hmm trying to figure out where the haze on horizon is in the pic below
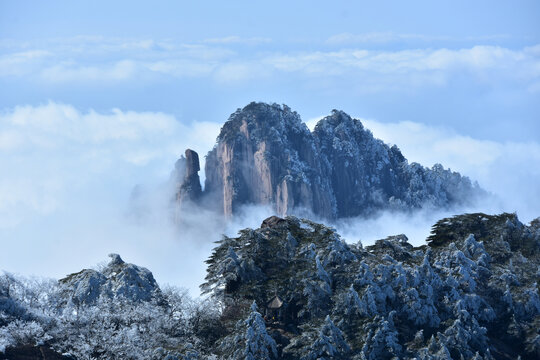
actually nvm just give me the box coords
[0,0,539,295]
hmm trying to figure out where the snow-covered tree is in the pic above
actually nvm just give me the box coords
[334,285,366,322]
[284,316,350,360]
[300,256,333,319]
[219,302,277,360]
[303,316,350,360]
[243,302,277,360]
[360,311,402,360]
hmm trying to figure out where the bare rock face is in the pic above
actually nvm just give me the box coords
[204,102,335,218]
[174,102,483,219]
[173,149,202,210]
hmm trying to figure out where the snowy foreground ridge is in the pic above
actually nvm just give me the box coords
[1,213,540,359]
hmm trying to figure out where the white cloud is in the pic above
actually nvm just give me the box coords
[266,45,538,76]
[258,45,540,93]
[2,102,179,145]
[1,36,538,91]
[147,59,215,77]
[326,32,511,45]
[0,102,221,226]
[0,50,52,76]
[326,32,401,44]
[41,60,138,82]
[203,36,272,45]
[213,61,272,84]
[0,130,23,150]
[35,36,173,55]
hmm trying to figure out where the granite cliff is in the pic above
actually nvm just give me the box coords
[204,103,335,218]
[173,149,203,209]
[173,102,482,218]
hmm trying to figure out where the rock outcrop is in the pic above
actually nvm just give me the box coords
[313,109,480,217]
[58,253,162,305]
[175,102,483,219]
[313,110,408,218]
[0,345,76,360]
[204,103,334,218]
[173,149,202,210]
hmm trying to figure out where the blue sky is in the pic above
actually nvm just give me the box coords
[0,1,539,293]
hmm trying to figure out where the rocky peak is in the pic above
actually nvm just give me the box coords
[217,102,306,143]
[59,254,162,305]
[204,102,334,218]
[316,109,362,130]
[107,253,124,266]
[183,149,201,176]
[173,149,202,216]
[174,102,483,220]
[261,215,287,229]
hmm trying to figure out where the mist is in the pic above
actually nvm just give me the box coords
[1,103,538,297]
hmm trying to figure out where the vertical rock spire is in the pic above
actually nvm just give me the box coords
[173,149,202,219]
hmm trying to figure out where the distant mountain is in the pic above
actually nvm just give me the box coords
[173,102,483,219]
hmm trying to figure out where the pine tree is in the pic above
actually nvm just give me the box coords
[360,311,402,360]
[335,285,365,319]
[417,335,452,360]
[301,256,333,319]
[333,285,367,339]
[302,316,350,360]
[243,302,277,360]
[355,261,374,287]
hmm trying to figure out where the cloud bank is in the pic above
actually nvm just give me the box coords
[0,102,220,226]
[1,37,538,91]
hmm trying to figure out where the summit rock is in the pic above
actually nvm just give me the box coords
[58,253,162,305]
[204,102,334,218]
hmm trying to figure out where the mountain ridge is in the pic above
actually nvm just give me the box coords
[173,102,483,219]
[2,212,538,359]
